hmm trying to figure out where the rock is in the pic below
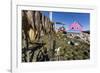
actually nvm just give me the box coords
[55,47,61,56]
[68,41,74,46]
[74,42,79,46]
[68,41,70,45]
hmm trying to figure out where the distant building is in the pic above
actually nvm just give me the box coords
[68,21,83,32]
[58,26,66,34]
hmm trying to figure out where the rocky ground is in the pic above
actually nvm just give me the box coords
[22,31,90,62]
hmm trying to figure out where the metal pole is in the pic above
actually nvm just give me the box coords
[50,11,52,21]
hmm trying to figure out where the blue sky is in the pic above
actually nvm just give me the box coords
[41,11,90,31]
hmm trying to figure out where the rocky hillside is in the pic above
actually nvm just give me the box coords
[67,31,90,44]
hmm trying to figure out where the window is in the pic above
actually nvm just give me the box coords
[72,27,74,29]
